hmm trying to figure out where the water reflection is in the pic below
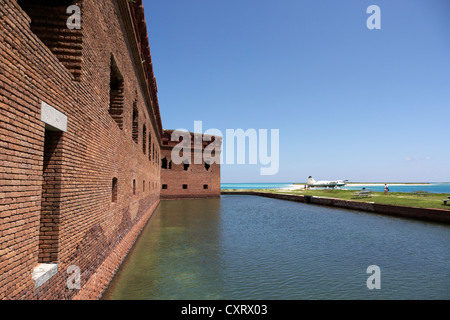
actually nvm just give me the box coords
[103,198,224,299]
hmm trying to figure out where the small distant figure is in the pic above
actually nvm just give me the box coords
[362,187,366,191]
[384,184,389,195]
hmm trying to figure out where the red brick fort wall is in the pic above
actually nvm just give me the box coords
[0,0,161,299]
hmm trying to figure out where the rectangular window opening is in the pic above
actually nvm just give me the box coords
[132,102,139,144]
[148,133,152,161]
[112,177,118,203]
[152,144,155,165]
[109,56,124,129]
[18,0,83,81]
[142,125,147,154]
[39,130,64,263]
[161,157,168,169]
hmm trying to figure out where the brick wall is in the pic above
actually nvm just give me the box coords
[0,0,161,299]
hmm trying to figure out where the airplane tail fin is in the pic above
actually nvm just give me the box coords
[307,176,315,185]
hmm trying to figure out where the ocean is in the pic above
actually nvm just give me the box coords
[221,183,294,190]
[221,183,450,194]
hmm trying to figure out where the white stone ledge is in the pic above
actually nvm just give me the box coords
[41,101,67,132]
[32,263,58,290]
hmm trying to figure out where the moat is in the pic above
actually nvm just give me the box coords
[103,195,450,300]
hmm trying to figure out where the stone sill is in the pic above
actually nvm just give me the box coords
[32,263,58,289]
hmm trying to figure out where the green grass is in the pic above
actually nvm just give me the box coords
[222,189,450,210]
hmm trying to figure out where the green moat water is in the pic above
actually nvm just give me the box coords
[103,195,450,300]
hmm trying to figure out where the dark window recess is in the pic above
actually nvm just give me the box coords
[183,161,190,171]
[205,161,211,171]
[183,184,188,190]
[162,184,168,190]
[132,102,139,144]
[148,134,152,161]
[168,161,172,170]
[143,180,145,192]
[109,56,124,129]
[152,144,155,164]
[133,179,136,195]
[203,185,209,190]
[161,157,168,169]
[142,125,147,154]
[39,130,63,263]
[18,0,83,81]
[112,178,118,203]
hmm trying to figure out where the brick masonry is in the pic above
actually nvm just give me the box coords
[0,0,220,300]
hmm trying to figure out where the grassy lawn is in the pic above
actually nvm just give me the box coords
[222,189,450,210]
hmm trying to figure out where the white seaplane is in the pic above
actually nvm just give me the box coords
[307,176,347,188]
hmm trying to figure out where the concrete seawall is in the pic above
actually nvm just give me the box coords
[221,192,450,224]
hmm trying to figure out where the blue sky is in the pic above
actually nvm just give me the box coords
[143,0,450,183]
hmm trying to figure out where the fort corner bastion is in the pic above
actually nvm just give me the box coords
[160,130,222,200]
[0,0,221,299]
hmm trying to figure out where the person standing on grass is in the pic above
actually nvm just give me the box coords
[384,184,389,195]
